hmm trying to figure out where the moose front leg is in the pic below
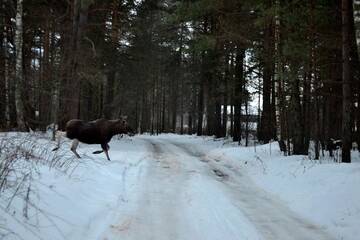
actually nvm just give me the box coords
[101,143,111,161]
[93,144,109,155]
[71,139,81,158]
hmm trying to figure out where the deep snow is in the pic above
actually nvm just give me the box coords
[0,133,359,240]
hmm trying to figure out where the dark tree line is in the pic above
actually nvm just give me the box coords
[0,0,359,162]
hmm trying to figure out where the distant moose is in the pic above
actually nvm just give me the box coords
[53,117,133,161]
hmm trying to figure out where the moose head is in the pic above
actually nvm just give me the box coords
[110,116,130,135]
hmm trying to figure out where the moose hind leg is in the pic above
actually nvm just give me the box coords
[52,131,63,151]
[71,139,81,158]
[101,143,111,161]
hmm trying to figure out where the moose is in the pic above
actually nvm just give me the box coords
[53,117,133,161]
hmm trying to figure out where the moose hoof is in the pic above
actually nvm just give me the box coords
[93,150,103,154]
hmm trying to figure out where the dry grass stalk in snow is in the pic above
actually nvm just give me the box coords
[0,133,79,239]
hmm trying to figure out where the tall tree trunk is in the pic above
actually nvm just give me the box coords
[259,0,275,143]
[323,1,343,142]
[180,77,184,134]
[171,78,178,132]
[222,50,230,137]
[178,25,184,134]
[49,28,60,140]
[215,101,222,138]
[245,94,249,147]
[188,79,195,134]
[349,0,360,150]
[233,47,244,142]
[341,0,352,163]
[309,0,320,159]
[103,1,119,119]
[63,0,89,122]
[103,71,115,118]
[197,51,206,136]
[0,0,5,128]
[39,19,52,130]
[151,76,155,135]
[161,79,166,132]
[314,85,321,159]
[229,52,235,137]
[291,67,306,155]
[302,72,311,154]
[137,90,144,133]
[14,0,26,130]
[1,3,10,128]
[206,81,215,136]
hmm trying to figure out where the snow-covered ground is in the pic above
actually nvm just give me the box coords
[0,133,359,240]
[167,135,360,240]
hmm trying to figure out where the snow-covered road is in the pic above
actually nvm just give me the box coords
[5,133,357,240]
[98,136,334,240]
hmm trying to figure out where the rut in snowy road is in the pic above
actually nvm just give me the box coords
[100,136,334,240]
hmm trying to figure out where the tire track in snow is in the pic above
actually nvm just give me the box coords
[101,137,335,240]
[102,137,262,240]
[101,139,190,240]
[169,140,336,240]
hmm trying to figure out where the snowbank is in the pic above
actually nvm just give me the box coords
[0,133,150,240]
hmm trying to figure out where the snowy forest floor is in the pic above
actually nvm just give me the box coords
[0,133,359,240]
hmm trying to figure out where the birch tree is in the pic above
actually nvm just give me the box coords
[14,0,26,130]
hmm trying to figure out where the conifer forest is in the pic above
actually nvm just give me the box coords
[1,0,360,162]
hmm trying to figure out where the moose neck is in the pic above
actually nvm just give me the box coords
[109,126,119,138]
[109,122,123,137]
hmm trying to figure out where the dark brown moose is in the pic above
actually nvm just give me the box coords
[53,117,132,160]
